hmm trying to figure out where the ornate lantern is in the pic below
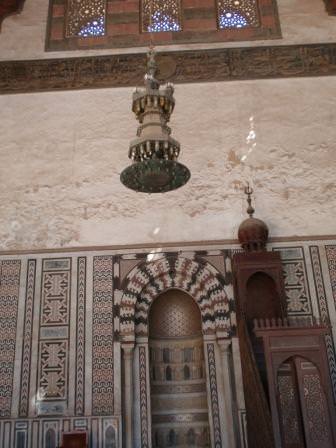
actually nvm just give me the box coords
[120,49,190,193]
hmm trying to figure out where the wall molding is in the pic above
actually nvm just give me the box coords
[0,235,335,256]
[1,42,336,94]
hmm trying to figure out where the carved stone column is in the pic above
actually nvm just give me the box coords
[122,343,134,448]
[217,340,236,447]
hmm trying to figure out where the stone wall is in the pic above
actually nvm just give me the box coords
[0,76,335,250]
[0,239,335,447]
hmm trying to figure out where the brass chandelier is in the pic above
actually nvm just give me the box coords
[120,49,190,193]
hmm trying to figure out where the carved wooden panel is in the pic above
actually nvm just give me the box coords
[1,43,336,94]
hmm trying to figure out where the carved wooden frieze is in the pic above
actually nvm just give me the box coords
[0,0,25,29]
[1,43,336,94]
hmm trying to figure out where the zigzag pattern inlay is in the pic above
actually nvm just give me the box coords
[19,259,36,417]
[0,260,21,417]
[326,246,336,307]
[207,344,222,448]
[139,346,149,448]
[121,256,233,337]
[75,257,86,415]
[92,256,114,415]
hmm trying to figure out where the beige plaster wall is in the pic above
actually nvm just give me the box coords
[0,76,335,250]
[0,0,335,60]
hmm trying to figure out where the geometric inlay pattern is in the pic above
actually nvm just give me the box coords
[310,246,336,401]
[207,344,222,447]
[75,257,86,415]
[121,256,233,337]
[139,346,149,448]
[326,245,336,308]
[278,374,301,444]
[41,271,70,325]
[142,0,181,32]
[275,247,312,316]
[303,373,329,441]
[19,259,36,417]
[217,0,259,29]
[92,256,114,415]
[0,260,21,417]
[66,0,106,37]
[38,258,71,406]
[38,341,68,399]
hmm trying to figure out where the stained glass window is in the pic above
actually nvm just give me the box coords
[217,0,259,29]
[66,0,106,37]
[142,0,182,32]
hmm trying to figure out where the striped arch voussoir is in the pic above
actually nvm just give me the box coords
[120,256,232,338]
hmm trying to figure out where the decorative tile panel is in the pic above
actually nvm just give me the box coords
[41,271,70,326]
[75,257,86,416]
[274,247,312,316]
[207,344,222,448]
[92,256,114,415]
[0,260,21,418]
[19,260,36,417]
[37,258,71,411]
[38,341,68,399]
[139,346,149,448]
[310,246,336,401]
[326,245,336,308]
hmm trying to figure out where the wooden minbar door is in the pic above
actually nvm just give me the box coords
[254,318,336,448]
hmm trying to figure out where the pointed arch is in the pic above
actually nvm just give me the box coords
[120,255,234,338]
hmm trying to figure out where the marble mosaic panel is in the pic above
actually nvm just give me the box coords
[310,246,336,400]
[207,344,222,448]
[0,260,21,418]
[19,260,37,417]
[37,259,71,412]
[75,257,86,416]
[92,256,114,415]
[274,247,312,315]
[326,245,336,307]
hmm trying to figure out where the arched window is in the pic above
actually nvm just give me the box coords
[168,429,178,445]
[66,0,106,37]
[183,364,190,380]
[166,365,172,381]
[105,426,116,448]
[183,347,193,362]
[142,0,182,32]
[45,428,56,448]
[217,0,259,29]
[47,0,281,51]
[186,428,196,445]
[163,348,170,363]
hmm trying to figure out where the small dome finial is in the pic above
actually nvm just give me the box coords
[244,183,255,218]
[238,184,269,252]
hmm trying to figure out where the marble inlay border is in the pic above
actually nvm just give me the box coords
[1,43,336,94]
[19,259,36,417]
[75,257,86,415]
[207,343,222,448]
[139,346,149,448]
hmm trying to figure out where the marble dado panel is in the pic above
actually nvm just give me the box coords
[0,241,335,447]
[37,258,71,415]
[0,416,120,448]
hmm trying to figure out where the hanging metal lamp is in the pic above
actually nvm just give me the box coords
[120,49,190,193]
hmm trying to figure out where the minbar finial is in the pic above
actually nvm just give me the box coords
[244,183,255,218]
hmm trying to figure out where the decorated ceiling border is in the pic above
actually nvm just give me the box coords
[0,42,336,94]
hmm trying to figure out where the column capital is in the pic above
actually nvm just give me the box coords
[121,343,135,358]
[217,339,232,353]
